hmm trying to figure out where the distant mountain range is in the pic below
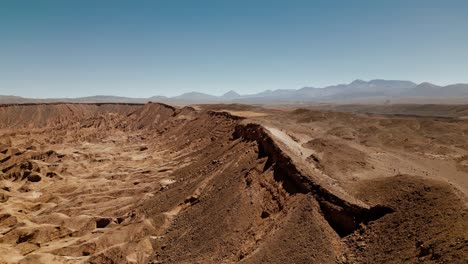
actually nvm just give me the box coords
[2,79,468,105]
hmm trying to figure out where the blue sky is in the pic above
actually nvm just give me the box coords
[1,0,467,98]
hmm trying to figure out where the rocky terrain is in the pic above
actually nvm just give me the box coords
[0,103,466,263]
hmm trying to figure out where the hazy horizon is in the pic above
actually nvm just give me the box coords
[0,78,458,99]
[1,1,467,98]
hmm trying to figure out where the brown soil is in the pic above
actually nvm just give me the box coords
[345,175,467,263]
[0,103,466,263]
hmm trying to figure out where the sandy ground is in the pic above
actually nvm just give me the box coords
[230,107,468,197]
[0,103,467,263]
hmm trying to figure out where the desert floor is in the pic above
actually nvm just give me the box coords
[0,103,467,263]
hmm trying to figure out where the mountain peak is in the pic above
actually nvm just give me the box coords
[418,82,439,87]
[172,92,218,101]
[222,90,241,99]
[350,79,367,85]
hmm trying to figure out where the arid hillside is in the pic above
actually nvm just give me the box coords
[0,103,466,263]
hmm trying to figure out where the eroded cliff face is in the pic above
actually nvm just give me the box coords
[0,103,466,263]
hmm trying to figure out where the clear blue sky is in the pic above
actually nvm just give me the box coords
[1,0,467,98]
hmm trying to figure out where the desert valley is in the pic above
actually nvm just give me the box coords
[0,102,466,263]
